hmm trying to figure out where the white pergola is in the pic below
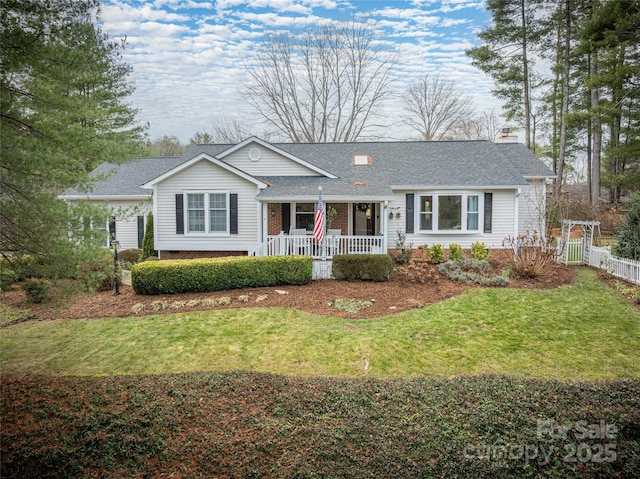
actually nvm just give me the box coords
[560,219,600,265]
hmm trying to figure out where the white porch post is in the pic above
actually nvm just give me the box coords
[381,200,388,253]
[260,200,267,245]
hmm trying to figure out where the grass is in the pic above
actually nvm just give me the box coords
[1,268,639,380]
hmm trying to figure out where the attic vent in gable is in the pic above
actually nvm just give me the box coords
[352,155,371,166]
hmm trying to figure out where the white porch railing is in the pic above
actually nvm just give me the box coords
[250,233,385,259]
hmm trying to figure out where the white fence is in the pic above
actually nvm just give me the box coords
[558,240,640,285]
[560,238,584,265]
[590,246,640,286]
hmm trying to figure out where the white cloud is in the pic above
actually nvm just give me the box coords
[236,11,330,27]
[214,0,338,14]
[100,0,496,141]
[102,1,191,22]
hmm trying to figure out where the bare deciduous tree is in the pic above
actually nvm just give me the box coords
[244,23,397,143]
[207,119,252,144]
[444,109,503,141]
[403,74,475,141]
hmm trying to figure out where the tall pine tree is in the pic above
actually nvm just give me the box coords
[466,0,547,149]
[1,0,145,269]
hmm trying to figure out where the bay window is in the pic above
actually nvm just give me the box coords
[438,195,462,230]
[418,193,481,232]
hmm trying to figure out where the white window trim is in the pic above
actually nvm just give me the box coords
[184,190,230,236]
[416,192,483,234]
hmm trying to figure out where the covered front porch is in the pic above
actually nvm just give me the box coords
[255,201,389,258]
[251,200,392,260]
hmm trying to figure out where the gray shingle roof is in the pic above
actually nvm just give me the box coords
[272,140,532,188]
[61,140,553,200]
[255,176,393,200]
[61,157,184,197]
[494,143,556,178]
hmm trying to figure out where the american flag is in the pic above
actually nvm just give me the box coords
[313,193,324,242]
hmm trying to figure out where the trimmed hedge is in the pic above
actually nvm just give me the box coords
[332,254,392,282]
[131,255,312,295]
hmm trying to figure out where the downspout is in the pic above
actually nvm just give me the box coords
[152,186,159,259]
[382,200,388,253]
[514,189,521,237]
[259,198,266,246]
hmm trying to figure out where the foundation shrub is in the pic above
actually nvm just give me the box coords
[393,231,412,264]
[424,244,445,264]
[140,214,157,261]
[332,254,392,282]
[131,255,312,295]
[118,249,142,264]
[438,259,508,286]
[471,241,492,261]
[448,243,463,261]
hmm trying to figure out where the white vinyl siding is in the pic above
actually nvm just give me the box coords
[518,180,546,234]
[155,159,260,251]
[64,198,151,250]
[222,144,322,176]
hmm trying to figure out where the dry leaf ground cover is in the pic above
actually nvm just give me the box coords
[2,372,639,478]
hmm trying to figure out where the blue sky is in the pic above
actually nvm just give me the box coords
[100,0,495,142]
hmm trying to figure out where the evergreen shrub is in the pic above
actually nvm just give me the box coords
[332,254,392,282]
[448,243,463,261]
[131,255,312,295]
[21,278,51,303]
[471,241,492,261]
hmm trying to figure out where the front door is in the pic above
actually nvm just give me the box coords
[352,203,376,235]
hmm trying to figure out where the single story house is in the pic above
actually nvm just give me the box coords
[60,137,555,263]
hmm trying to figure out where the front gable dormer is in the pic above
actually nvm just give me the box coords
[217,137,337,178]
[141,152,268,190]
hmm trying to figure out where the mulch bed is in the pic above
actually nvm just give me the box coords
[1,261,577,321]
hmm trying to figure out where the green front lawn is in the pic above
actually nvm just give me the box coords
[1,268,639,380]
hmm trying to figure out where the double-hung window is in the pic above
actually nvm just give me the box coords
[186,192,229,234]
[418,193,481,232]
[467,195,479,231]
